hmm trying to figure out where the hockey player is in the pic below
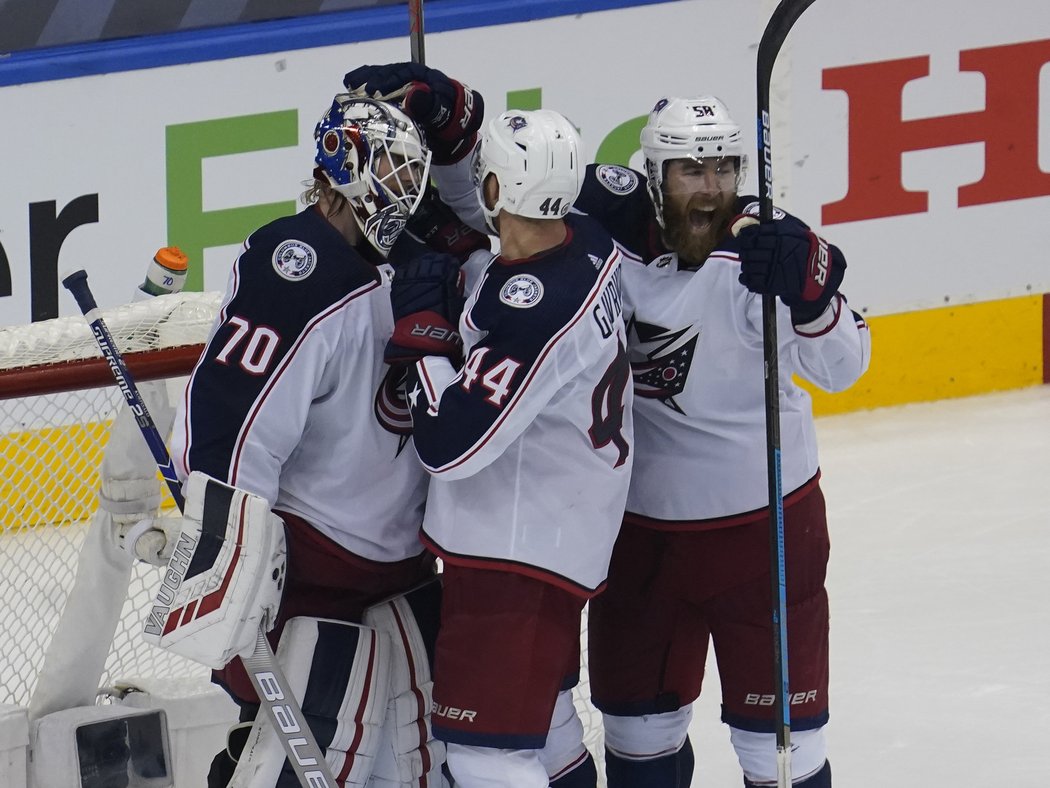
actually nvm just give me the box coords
[571,95,871,788]
[344,65,870,788]
[380,108,635,788]
[135,95,449,787]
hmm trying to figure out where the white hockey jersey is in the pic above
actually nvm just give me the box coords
[620,243,870,524]
[171,207,429,562]
[407,215,635,596]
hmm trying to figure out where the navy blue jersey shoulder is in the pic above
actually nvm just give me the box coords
[185,207,381,480]
[469,214,613,361]
[575,164,662,261]
[237,207,382,318]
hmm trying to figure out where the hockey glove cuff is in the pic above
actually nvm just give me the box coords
[385,311,463,365]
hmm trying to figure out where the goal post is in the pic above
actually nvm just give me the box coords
[0,292,221,713]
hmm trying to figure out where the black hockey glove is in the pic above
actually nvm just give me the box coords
[408,189,491,261]
[736,216,846,325]
[344,63,484,165]
[385,252,466,365]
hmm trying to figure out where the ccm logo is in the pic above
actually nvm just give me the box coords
[744,690,818,706]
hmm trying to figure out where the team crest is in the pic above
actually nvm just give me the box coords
[374,366,414,454]
[630,321,700,414]
[365,207,408,255]
[596,164,638,195]
[507,115,528,131]
[272,240,316,281]
[500,274,544,308]
[740,200,786,221]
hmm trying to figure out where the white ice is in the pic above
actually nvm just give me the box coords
[684,385,1050,786]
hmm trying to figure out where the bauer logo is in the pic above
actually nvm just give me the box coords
[596,165,638,195]
[500,274,544,308]
[272,240,316,281]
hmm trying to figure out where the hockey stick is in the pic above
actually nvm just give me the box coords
[62,269,339,788]
[409,0,425,63]
[753,2,817,786]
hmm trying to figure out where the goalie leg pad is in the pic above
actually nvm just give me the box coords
[142,471,287,670]
[230,616,392,787]
[363,579,446,787]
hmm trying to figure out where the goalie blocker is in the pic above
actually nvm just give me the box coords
[142,471,287,669]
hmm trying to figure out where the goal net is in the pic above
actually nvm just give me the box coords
[0,292,221,712]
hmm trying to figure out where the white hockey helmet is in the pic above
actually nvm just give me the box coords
[314,95,432,256]
[640,95,748,227]
[473,109,583,233]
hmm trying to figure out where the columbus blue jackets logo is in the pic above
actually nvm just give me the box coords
[500,274,544,308]
[366,207,408,255]
[596,165,638,195]
[507,115,528,131]
[630,321,699,414]
[374,366,414,454]
[272,240,317,281]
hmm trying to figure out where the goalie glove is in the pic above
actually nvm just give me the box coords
[735,215,847,325]
[142,472,286,670]
[385,252,465,365]
[344,62,484,164]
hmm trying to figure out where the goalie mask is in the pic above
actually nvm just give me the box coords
[473,109,583,233]
[315,95,432,256]
[640,95,748,228]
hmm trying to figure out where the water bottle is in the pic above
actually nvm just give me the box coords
[140,247,188,296]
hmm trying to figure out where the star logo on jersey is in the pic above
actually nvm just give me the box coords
[500,274,544,308]
[630,321,699,414]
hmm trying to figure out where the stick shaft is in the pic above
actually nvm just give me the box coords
[409,0,425,63]
[753,2,817,784]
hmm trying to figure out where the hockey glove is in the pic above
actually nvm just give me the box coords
[385,252,465,364]
[735,216,846,325]
[344,63,484,164]
[408,188,491,261]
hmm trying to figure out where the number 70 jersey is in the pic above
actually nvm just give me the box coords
[408,214,636,597]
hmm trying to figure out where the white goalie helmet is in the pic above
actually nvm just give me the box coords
[314,95,432,256]
[640,95,749,227]
[473,109,583,233]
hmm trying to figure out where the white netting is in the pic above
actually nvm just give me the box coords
[0,292,222,709]
[0,291,222,372]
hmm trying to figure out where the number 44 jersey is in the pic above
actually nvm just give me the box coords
[407,214,636,597]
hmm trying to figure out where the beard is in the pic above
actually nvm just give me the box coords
[661,191,736,267]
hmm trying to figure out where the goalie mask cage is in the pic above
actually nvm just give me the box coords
[0,292,221,711]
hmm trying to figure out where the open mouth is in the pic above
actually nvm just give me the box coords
[688,208,717,233]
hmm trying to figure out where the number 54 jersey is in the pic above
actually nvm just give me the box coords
[407,214,636,597]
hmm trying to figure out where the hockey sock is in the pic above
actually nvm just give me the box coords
[550,751,598,788]
[743,759,831,788]
[605,736,694,788]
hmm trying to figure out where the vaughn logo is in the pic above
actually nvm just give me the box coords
[143,530,198,636]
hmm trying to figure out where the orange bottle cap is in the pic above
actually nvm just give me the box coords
[154,246,189,272]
